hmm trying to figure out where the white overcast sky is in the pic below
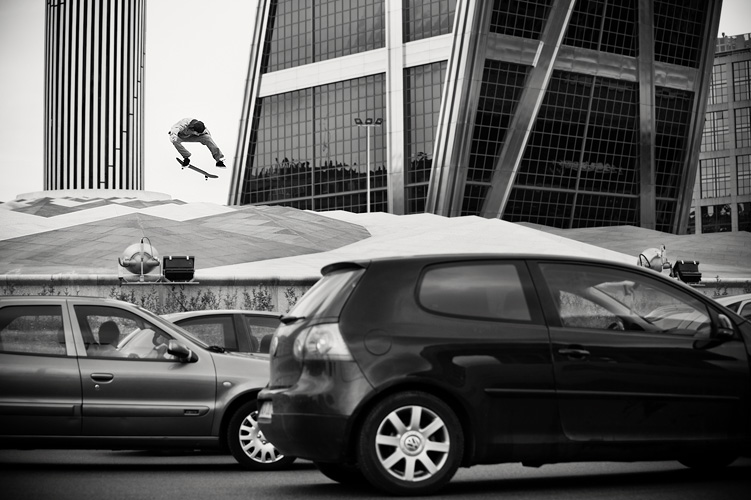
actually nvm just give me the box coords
[1,0,750,204]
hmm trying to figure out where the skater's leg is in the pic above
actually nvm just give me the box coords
[170,135,191,160]
[196,133,225,161]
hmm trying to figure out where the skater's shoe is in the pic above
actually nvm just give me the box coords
[216,160,226,168]
[179,157,191,167]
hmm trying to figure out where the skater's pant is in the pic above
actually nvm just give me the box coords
[171,133,224,161]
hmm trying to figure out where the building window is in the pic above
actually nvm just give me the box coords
[699,157,731,199]
[241,74,386,213]
[654,0,706,68]
[736,108,751,148]
[738,154,751,195]
[739,202,751,232]
[404,61,447,214]
[701,204,732,233]
[262,0,384,73]
[708,63,728,105]
[403,0,456,42]
[701,110,729,152]
[490,0,552,40]
[733,60,751,102]
[563,0,637,57]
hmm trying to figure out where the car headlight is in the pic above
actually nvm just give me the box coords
[292,323,353,361]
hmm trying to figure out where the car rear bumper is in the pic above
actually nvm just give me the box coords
[258,361,374,462]
[258,408,350,462]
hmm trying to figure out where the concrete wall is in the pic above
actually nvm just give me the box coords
[0,275,318,315]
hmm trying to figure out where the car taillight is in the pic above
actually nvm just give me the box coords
[292,323,353,362]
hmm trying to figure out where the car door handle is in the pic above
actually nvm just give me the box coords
[558,348,590,359]
[90,373,114,383]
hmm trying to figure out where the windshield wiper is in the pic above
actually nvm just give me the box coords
[207,345,227,353]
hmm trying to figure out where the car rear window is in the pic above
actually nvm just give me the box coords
[418,262,532,321]
[288,267,366,320]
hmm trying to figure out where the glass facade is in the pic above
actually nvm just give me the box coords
[654,87,692,231]
[506,71,640,228]
[563,0,637,57]
[262,0,384,73]
[235,0,720,235]
[490,0,552,40]
[733,60,751,101]
[653,0,706,68]
[463,60,528,215]
[699,157,731,198]
[404,62,447,214]
[403,0,456,42]
[242,74,386,212]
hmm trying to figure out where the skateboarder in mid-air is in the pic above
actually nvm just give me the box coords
[168,118,226,168]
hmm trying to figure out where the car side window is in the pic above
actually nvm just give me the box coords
[178,316,238,351]
[243,316,280,353]
[0,305,66,356]
[419,262,532,321]
[557,290,622,330]
[540,263,712,337]
[75,305,176,360]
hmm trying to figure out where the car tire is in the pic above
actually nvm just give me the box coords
[357,391,463,496]
[227,400,296,470]
[314,462,366,486]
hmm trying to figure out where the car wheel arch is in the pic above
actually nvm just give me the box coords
[348,380,476,467]
[218,390,261,449]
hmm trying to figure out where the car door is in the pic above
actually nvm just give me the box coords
[413,260,558,453]
[71,304,217,437]
[532,260,749,443]
[0,299,82,437]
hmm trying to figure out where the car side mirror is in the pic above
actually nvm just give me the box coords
[715,314,735,339]
[168,339,198,362]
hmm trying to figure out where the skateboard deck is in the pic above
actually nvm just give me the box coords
[176,158,218,180]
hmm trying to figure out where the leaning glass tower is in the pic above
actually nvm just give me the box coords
[229,0,721,234]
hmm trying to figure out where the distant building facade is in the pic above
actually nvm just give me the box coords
[44,0,146,191]
[229,0,722,234]
[691,32,751,233]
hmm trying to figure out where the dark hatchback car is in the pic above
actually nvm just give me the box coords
[0,296,293,470]
[258,254,751,495]
[162,309,281,354]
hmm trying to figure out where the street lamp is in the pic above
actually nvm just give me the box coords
[354,117,383,213]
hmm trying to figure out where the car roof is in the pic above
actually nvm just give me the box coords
[162,309,282,321]
[321,253,645,276]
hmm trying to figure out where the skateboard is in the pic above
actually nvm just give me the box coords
[176,158,218,180]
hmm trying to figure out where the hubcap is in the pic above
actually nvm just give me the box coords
[375,405,450,482]
[238,410,286,464]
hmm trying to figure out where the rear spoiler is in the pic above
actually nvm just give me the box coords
[320,261,368,276]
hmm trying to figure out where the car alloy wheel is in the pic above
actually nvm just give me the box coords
[227,400,296,470]
[357,391,463,496]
